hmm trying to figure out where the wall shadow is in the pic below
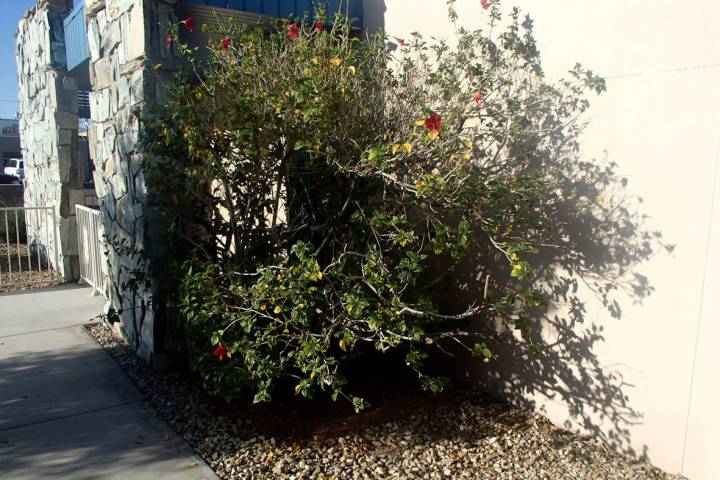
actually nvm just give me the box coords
[431,151,671,460]
[0,339,199,479]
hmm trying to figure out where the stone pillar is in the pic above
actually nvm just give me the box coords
[85,0,179,365]
[16,0,83,281]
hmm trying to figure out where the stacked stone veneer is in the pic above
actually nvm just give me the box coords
[16,0,83,281]
[85,0,180,363]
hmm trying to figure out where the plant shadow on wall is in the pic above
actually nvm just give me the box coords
[436,148,671,461]
[140,0,668,456]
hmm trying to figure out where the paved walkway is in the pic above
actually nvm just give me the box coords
[0,284,217,479]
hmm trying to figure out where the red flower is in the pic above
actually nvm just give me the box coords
[180,17,193,32]
[481,0,491,10]
[212,343,229,362]
[473,91,482,104]
[314,20,324,32]
[394,37,406,46]
[165,34,174,49]
[288,23,300,40]
[221,36,231,54]
[425,113,442,133]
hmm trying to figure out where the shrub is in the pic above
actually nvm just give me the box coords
[143,1,605,409]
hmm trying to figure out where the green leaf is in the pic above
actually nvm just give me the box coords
[472,342,493,359]
[352,396,368,413]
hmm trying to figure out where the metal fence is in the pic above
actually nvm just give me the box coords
[0,206,60,288]
[76,205,107,297]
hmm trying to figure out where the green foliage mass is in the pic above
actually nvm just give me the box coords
[143,2,605,410]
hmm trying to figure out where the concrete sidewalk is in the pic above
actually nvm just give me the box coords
[0,284,217,479]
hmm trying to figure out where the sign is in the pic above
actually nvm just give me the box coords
[0,119,19,137]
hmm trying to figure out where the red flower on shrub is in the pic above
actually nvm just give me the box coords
[425,113,442,133]
[394,37,406,46]
[314,20,324,32]
[288,23,300,40]
[213,343,229,362]
[180,17,193,32]
[165,34,174,49]
[221,36,231,54]
[473,91,482,104]
[481,0,491,10]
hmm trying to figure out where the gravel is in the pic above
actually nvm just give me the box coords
[87,323,683,480]
[0,243,61,293]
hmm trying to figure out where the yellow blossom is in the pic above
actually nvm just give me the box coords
[427,130,439,141]
[273,306,282,314]
[415,119,426,126]
[347,65,356,75]
[331,57,342,67]
[310,56,319,65]
[392,143,412,154]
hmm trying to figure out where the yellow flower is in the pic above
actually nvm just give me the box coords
[415,119,426,126]
[427,130,439,141]
[463,152,471,160]
[310,371,316,380]
[392,143,412,154]
[273,306,282,314]
[259,304,267,311]
[331,57,342,67]
[316,271,323,280]
[310,56,319,65]
[347,65,356,75]
[294,384,302,395]
[339,339,347,351]
[303,67,311,76]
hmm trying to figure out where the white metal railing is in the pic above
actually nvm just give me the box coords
[76,204,107,297]
[0,206,60,288]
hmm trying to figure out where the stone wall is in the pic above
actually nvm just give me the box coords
[85,0,180,364]
[16,0,83,281]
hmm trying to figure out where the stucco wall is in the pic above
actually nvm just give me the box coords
[366,1,720,479]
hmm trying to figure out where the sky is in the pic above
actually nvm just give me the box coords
[0,0,44,119]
